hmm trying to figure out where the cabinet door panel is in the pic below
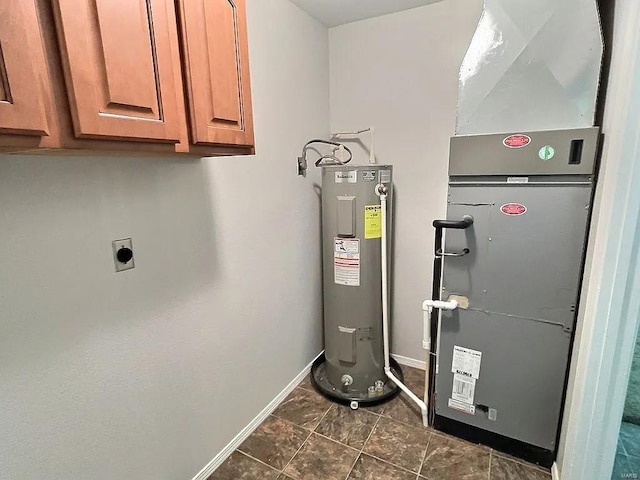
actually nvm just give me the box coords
[53,0,184,143]
[179,0,254,147]
[0,0,50,137]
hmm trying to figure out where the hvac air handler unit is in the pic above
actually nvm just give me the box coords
[428,128,600,467]
[423,0,604,467]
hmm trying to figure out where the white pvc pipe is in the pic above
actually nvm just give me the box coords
[378,184,429,427]
[422,299,458,419]
[330,127,377,165]
[423,299,459,311]
[420,297,460,423]
[369,127,376,165]
[422,309,431,350]
[424,351,431,417]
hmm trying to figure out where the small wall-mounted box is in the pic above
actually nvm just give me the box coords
[112,238,134,272]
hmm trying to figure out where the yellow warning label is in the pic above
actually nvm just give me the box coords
[364,205,382,239]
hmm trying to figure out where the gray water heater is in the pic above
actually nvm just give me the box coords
[311,164,402,406]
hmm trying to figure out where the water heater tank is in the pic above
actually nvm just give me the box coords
[311,164,402,406]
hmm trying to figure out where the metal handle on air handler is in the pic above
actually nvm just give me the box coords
[433,215,474,230]
[435,247,470,257]
[433,215,474,258]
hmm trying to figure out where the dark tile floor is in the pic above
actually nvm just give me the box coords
[613,421,640,479]
[209,366,552,480]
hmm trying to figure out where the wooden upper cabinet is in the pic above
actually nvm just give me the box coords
[178,0,254,147]
[0,0,50,137]
[51,0,186,143]
[0,0,254,155]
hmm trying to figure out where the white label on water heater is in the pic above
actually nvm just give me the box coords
[335,171,357,184]
[334,238,360,286]
[452,346,482,379]
[452,374,476,404]
[362,170,376,182]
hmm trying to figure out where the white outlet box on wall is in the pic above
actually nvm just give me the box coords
[112,238,134,272]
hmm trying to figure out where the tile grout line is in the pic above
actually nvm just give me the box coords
[269,389,332,429]
[271,403,367,452]
[491,450,551,474]
[362,451,427,477]
[277,427,314,478]
[377,397,430,430]
[342,410,383,480]
[233,450,282,475]
[314,402,338,433]
[281,437,311,478]
[273,401,334,479]
[306,403,364,480]
[360,400,436,478]
[416,431,432,480]
[488,450,493,480]
[310,429,363,454]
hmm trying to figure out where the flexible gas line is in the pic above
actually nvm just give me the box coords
[377,183,429,427]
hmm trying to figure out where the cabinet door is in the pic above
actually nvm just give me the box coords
[0,0,50,137]
[178,0,254,147]
[52,0,185,143]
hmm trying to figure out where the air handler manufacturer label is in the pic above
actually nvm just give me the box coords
[364,205,382,239]
[503,134,531,148]
[500,203,527,216]
[334,238,360,286]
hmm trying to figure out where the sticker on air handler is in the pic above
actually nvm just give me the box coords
[448,398,476,415]
[452,374,476,404]
[452,345,482,379]
[500,203,527,216]
[539,145,556,161]
[334,238,360,287]
[449,345,482,414]
[503,134,531,149]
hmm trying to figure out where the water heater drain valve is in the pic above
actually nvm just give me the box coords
[341,374,354,387]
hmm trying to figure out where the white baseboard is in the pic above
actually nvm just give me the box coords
[191,351,323,480]
[391,353,426,370]
[552,462,561,480]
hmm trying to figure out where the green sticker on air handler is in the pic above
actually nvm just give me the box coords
[539,145,555,161]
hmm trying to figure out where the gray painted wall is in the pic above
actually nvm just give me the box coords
[329,0,483,361]
[0,1,328,478]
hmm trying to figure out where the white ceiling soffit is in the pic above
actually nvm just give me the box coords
[288,0,445,27]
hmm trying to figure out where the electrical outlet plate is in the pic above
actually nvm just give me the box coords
[112,238,134,272]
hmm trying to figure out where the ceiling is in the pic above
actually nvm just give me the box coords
[288,0,445,27]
